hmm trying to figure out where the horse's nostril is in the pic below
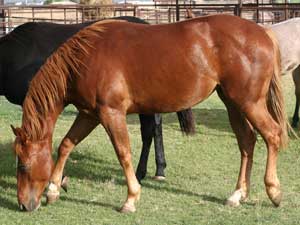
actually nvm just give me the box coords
[28,199,36,212]
[19,204,25,211]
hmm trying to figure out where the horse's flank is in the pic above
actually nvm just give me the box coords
[22,20,120,141]
[271,18,300,75]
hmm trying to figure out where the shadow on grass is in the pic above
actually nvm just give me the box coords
[0,195,18,211]
[0,142,15,176]
[60,196,119,211]
[65,151,227,206]
[66,151,124,181]
[200,194,226,205]
[0,179,16,191]
[0,142,22,211]
[0,141,17,192]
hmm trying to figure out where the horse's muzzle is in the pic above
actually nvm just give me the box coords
[19,198,41,212]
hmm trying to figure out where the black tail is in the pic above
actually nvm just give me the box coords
[176,109,196,135]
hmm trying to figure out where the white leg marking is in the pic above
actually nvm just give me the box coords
[226,189,246,207]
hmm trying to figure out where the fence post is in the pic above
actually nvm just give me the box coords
[82,6,85,22]
[0,0,4,36]
[76,7,78,23]
[256,0,259,23]
[134,5,136,17]
[285,0,288,20]
[176,0,179,21]
[7,7,11,32]
[64,8,66,24]
[32,7,35,22]
[234,0,242,17]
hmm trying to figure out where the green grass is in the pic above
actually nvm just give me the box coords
[1,75,300,224]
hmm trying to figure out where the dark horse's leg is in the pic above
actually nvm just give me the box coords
[136,114,155,181]
[153,114,167,180]
[216,87,257,207]
[292,66,300,128]
[136,110,195,182]
[136,114,166,182]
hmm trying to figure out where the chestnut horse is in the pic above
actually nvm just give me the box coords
[0,17,195,183]
[12,15,287,212]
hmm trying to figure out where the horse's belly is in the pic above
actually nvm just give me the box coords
[128,73,217,114]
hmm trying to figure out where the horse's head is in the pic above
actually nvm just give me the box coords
[11,126,54,212]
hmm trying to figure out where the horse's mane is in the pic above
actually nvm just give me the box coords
[22,20,119,141]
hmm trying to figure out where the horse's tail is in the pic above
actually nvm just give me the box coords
[265,28,290,148]
[176,109,196,135]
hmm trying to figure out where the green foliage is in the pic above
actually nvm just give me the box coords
[0,75,300,224]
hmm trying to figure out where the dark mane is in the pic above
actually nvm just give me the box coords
[22,20,120,141]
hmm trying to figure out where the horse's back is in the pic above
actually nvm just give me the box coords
[74,15,276,113]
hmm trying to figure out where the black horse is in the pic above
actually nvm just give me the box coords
[0,17,195,183]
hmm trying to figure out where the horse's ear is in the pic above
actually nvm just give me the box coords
[11,125,28,144]
[11,125,19,136]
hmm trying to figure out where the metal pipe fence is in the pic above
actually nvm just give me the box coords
[0,3,300,36]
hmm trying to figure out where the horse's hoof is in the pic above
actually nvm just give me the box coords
[119,203,136,213]
[225,189,245,207]
[46,183,60,204]
[271,194,282,207]
[225,199,240,207]
[61,176,69,193]
[46,193,60,204]
[152,176,166,181]
[270,192,282,207]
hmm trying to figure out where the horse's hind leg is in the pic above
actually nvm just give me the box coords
[100,106,141,213]
[243,101,283,206]
[136,114,166,182]
[292,66,300,127]
[217,88,257,207]
[46,112,99,203]
[136,114,155,182]
[153,114,167,180]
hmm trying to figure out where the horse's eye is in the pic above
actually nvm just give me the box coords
[18,163,28,172]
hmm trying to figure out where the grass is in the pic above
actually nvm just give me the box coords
[1,75,300,225]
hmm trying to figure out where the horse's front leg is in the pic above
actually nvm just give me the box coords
[46,112,99,204]
[100,107,141,213]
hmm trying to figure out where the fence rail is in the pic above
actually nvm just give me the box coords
[1,3,300,36]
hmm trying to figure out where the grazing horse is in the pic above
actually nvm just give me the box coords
[12,15,287,213]
[270,18,300,128]
[0,17,194,183]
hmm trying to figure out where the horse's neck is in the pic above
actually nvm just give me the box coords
[22,102,64,141]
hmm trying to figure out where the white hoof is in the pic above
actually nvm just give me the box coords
[46,183,60,204]
[226,189,245,207]
[152,176,166,181]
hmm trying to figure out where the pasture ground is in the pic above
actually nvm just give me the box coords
[0,75,300,225]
